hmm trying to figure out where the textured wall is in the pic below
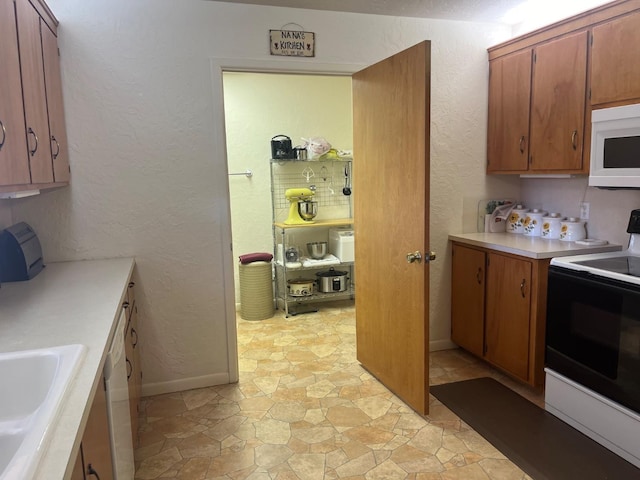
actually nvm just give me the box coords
[521,178,640,248]
[9,0,514,394]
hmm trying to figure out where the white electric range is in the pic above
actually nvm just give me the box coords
[545,209,640,468]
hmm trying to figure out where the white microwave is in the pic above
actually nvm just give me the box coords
[589,103,640,188]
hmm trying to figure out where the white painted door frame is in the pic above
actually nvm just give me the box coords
[210,57,366,383]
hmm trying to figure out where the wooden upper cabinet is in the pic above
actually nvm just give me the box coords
[41,21,70,182]
[487,49,532,173]
[529,31,588,172]
[16,0,54,184]
[0,0,31,186]
[591,11,640,107]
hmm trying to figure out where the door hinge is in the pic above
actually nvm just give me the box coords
[533,52,536,63]
[590,33,594,46]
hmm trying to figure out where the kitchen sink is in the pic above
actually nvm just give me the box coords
[0,344,86,480]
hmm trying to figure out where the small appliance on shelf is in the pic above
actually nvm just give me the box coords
[284,187,318,225]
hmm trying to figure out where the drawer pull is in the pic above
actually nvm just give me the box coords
[520,279,526,298]
[571,130,578,150]
[131,327,138,347]
[126,358,132,380]
[519,135,525,154]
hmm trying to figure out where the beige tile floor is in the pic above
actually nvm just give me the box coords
[134,302,543,479]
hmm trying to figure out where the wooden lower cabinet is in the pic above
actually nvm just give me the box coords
[451,244,485,357]
[71,377,114,480]
[451,242,549,387]
[124,280,142,448]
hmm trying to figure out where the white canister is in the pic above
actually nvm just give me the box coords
[507,205,529,234]
[523,209,547,237]
[560,217,587,241]
[541,213,564,239]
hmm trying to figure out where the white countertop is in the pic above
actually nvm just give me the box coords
[0,257,135,480]
[448,232,623,259]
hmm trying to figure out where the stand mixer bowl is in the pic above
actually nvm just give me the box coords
[298,201,318,221]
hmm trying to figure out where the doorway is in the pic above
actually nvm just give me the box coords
[215,48,432,415]
[222,72,354,311]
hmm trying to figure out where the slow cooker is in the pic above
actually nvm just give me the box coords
[316,267,349,293]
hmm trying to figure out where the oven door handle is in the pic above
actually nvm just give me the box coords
[550,266,640,296]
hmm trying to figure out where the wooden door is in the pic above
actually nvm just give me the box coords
[591,11,640,106]
[487,49,532,173]
[41,21,70,183]
[0,0,31,186]
[529,31,588,172]
[15,0,53,184]
[352,41,431,415]
[485,252,532,381]
[451,244,485,358]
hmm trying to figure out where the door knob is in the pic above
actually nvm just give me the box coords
[426,251,436,262]
[406,251,422,263]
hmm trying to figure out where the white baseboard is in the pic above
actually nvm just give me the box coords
[141,372,231,397]
[430,339,457,351]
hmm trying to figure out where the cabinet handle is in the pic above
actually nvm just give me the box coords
[128,281,135,288]
[0,120,5,150]
[86,464,101,479]
[520,279,526,298]
[51,135,60,159]
[476,267,482,284]
[571,130,578,150]
[519,135,525,154]
[131,327,138,347]
[28,128,38,156]
[126,358,132,380]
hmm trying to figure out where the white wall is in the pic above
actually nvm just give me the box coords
[521,178,640,248]
[8,0,514,394]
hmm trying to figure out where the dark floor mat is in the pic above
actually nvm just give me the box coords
[430,377,640,480]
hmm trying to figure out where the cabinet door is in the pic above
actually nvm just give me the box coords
[15,0,53,184]
[487,49,532,173]
[451,244,485,357]
[70,448,85,480]
[591,12,640,106]
[485,253,532,381]
[41,21,70,183]
[0,0,31,186]
[82,378,114,480]
[530,31,588,172]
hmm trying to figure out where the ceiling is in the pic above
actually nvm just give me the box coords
[211,0,613,27]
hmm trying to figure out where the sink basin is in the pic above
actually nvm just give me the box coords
[0,344,86,480]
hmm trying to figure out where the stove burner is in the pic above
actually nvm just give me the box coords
[575,256,640,277]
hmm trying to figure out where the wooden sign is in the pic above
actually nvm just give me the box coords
[270,29,315,57]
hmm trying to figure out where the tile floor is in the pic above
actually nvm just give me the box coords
[134,302,543,479]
